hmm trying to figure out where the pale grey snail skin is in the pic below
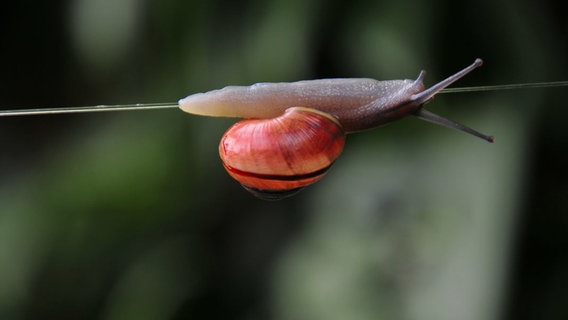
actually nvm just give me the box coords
[179,78,423,132]
[178,58,492,142]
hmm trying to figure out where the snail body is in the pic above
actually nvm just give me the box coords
[180,59,494,200]
[180,78,423,132]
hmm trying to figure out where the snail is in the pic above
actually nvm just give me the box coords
[179,58,493,200]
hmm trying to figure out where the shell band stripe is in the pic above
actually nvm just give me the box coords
[223,163,333,182]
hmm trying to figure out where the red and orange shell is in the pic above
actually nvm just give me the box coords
[219,107,345,200]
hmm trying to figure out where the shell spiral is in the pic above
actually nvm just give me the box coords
[219,107,345,200]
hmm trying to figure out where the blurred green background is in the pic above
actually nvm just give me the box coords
[1,0,567,319]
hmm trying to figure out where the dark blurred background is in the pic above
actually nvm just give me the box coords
[1,0,567,319]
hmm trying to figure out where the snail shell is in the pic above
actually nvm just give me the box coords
[219,107,345,200]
